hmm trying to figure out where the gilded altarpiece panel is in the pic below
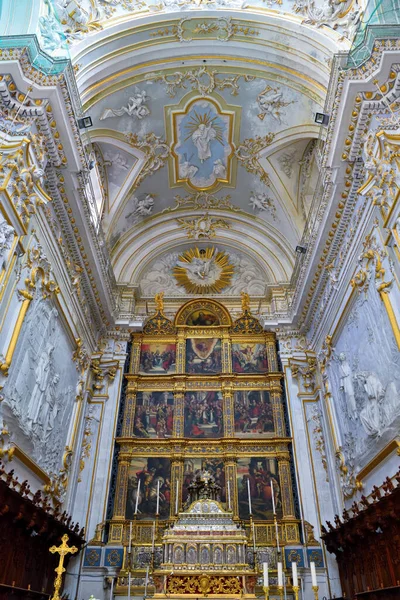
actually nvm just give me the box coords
[110,299,299,548]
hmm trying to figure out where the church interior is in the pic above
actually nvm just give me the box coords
[0,1,400,599]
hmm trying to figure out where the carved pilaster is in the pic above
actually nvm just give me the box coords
[177,330,186,374]
[113,458,130,518]
[173,391,184,438]
[122,391,137,438]
[278,458,296,519]
[222,382,234,437]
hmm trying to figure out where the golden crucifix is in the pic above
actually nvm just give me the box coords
[49,534,78,600]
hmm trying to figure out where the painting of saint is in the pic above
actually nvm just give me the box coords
[186,338,221,374]
[234,391,274,436]
[182,458,226,505]
[186,310,220,326]
[237,457,282,520]
[139,343,176,375]
[133,392,174,439]
[232,343,268,373]
[184,391,223,438]
[126,457,171,519]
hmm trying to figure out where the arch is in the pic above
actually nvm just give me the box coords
[175,299,232,327]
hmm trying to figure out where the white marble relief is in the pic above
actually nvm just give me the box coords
[277,149,297,178]
[103,152,130,171]
[249,191,277,219]
[0,215,15,269]
[2,292,78,475]
[327,276,400,469]
[100,90,150,121]
[125,194,155,222]
[256,85,296,123]
[140,249,266,296]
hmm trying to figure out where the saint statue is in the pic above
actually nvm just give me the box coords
[338,353,357,419]
[192,123,217,163]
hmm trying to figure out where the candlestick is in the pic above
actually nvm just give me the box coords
[175,478,179,514]
[128,521,132,553]
[134,479,141,514]
[312,586,319,600]
[262,586,269,600]
[292,562,298,587]
[273,514,280,553]
[128,572,131,600]
[277,586,284,600]
[247,478,252,515]
[277,562,283,587]
[227,480,231,510]
[110,577,114,600]
[251,518,256,554]
[151,520,156,552]
[262,563,269,588]
[292,586,299,600]
[270,478,276,514]
[310,561,317,587]
[156,479,160,515]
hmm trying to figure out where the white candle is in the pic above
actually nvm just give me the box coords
[310,562,317,587]
[262,563,269,588]
[247,478,252,515]
[175,478,179,514]
[135,479,141,514]
[110,577,114,600]
[270,479,276,515]
[144,565,149,597]
[227,480,231,510]
[151,520,156,552]
[156,480,160,515]
[128,521,132,552]
[292,562,298,587]
[278,562,283,587]
[128,572,131,600]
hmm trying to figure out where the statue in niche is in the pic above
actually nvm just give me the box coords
[357,372,385,438]
[226,546,236,564]
[200,547,210,564]
[187,546,197,564]
[26,343,55,429]
[338,352,357,419]
[174,546,184,564]
[214,547,223,564]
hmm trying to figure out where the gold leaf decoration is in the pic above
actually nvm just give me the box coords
[173,247,234,294]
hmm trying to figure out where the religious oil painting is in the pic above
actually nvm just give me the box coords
[133,391,174,438]
[186,309,220,326]
[139,343,176,375]
[186,338,221,374]
[234,391,274,436]
[126,457,171,519]
[170,96,236,191]
[232,343,268,373]
[184,391,224,438]
[237,457,282,520]
[182,458,226,506]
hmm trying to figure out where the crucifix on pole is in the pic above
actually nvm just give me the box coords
[49,534,78,600]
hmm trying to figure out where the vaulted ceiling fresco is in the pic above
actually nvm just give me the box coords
[31,0,360,299]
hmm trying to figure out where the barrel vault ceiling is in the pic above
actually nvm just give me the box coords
[38,0,359,300]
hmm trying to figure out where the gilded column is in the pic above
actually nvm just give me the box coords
[266,333,278,372]
[176,330,186,374]
[221,329,231,373]
[130,335,142,373]
[224,457,238,517]
[171,458,184,517]
[270,380,286,438]
[173,391,185,438]
[278,457,296,519]
[222,381,235,438]
[122,386,137,438]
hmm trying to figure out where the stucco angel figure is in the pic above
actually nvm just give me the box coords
[125,194,154,221]
[100,90,150,120]
[338,352,357,419]
[0,218,15,269]
[192,123,217,163]
[257,87,284,120]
